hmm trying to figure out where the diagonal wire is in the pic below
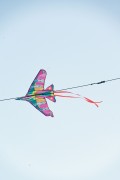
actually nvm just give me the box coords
[0,77,120,101]
[59,78,120,90]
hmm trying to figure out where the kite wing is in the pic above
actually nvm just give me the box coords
[27,96,54,117]
[27,69,47,96]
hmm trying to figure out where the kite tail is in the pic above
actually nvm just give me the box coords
[54,90,102,107]
[54,94,80,98]
[84,97,102,107]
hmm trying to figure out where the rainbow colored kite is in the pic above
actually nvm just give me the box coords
[16,69,101,117]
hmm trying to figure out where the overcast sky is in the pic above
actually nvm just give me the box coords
[0,1,120,180]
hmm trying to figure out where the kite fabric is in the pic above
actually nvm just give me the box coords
[16,69,102,117]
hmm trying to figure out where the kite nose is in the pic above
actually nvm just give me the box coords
[16,97,21,100]
[15,96,26,101]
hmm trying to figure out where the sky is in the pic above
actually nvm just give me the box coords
[0,0,120,179]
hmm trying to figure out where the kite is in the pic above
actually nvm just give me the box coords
[15,69,101,117]
[1,69,120,117]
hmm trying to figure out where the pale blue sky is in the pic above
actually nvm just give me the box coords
[0,1,120,180]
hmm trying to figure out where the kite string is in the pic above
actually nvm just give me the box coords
[58,77,120,91]
[0,97,17,101]
[0,77,120,101]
